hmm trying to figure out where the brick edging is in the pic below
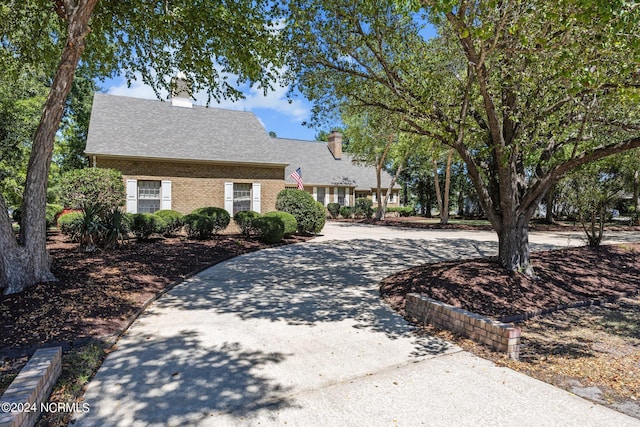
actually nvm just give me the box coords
[0,347,62,427]
[406,294,521,360]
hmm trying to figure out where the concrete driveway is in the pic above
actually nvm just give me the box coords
[75,223,640,426]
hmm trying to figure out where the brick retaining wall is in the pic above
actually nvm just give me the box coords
[406,294,521,360]
[0,347,62,427]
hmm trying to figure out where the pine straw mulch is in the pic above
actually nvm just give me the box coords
[380,243,640,419]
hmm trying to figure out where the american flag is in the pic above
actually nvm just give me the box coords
[290,167,304,189]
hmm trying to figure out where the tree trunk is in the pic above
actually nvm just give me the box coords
[442,149,453,225]
[374,163,384,221]
[432,159,443,220]
[497,215,535,277]
[545,185,555,224]
[0,0,98,294]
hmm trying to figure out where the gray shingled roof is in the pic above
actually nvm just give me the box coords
[86,93,288,165]
[86,93,397,190]
[278,138,395,191]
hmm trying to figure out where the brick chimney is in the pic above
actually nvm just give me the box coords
[170,73,193,108]
[327,130,343,160]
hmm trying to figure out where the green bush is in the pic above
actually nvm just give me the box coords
[59,168,125,210]
[59,204,107,252]
[58,212,84,238]
[340,206,354,219]
[275,189,325,234]
[130,213,165,239]
[191,206,230,234]
[183,213,214,239]
[100,208,130,249]
[46,204,64,228]
[263,211,297,237]
[252,216,285,243]
[154,209,184,236]
[312,202,326,233]
[354,198,374,219]
[234,210,260,237]
[327,203,340,219]
[387,206,416,217]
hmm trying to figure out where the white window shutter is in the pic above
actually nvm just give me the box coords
[345,188,350,206]
[333,187,339,203]
[224,182,234,214]
[161,180,172,210]
[252,183,261,213]
[126,179,137,213]
[325,187,330,206]
[312,187,317,201]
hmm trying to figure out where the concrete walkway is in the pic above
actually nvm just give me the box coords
[75,223,640,426]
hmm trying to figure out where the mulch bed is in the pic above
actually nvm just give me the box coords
[381,243,640,321]
[0,232,310,354]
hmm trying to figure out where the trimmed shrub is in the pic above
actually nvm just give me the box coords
[340,206,354,219]
[154,209,184,236]
[387,206,416,217]
[234,210,260,237]
[191,206,230,234]
[354,198,374,219]
[183,213,214,240]
[263,211,297,237]
[252,216,285,243]
[46,204,64,228]
[311,202,326,233]
[59,168,125,210]
[130,213,165,239]
[327,203,341,219]
[58,212,84,239]
[275,189,325,234]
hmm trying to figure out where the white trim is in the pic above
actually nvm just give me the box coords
[325,187,330,206]
[126,179,137,213]
[224,182,233,214]
[252,183,261,214]
[161,180,172,210]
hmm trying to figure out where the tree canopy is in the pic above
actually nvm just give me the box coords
[288,0,640,275]
[0,0,289,294]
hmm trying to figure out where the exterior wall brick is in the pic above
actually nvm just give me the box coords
[96,157,285,214]
[406,293,521,360]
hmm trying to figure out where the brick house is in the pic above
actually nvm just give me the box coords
[85,91,399,215]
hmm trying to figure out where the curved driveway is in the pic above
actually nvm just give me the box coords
[76,223,640,426]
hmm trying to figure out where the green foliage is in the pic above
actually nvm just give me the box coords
[130,213,165,239]
[233,210,261,237]
[327,203,341,219]
[354,198,374,219]
[191,206,230,234]
[263,211,297,237]
[153,209,183,236]
[340,206,354,219]
[58,212,84,237]
[558,160,625,247]
[45,204,63,228]
[59,168,125,210]
[58,204,127,251]
[386,206,416,217]
[183,213,214,240]
[252,216,285,243]
[276,189,326,234]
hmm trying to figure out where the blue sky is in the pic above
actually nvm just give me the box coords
[98,19,437,142]
[100,74,319,141]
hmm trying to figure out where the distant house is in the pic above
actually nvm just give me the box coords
[85,90,399,215]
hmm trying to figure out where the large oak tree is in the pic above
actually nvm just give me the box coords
[288,0,640,275]
[0,0,287,294]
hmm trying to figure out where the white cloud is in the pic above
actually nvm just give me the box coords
[106,70,310,123]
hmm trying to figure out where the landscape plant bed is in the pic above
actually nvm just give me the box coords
[381,242,640,418]
[0,232,311,354]
[380,243,640,320]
